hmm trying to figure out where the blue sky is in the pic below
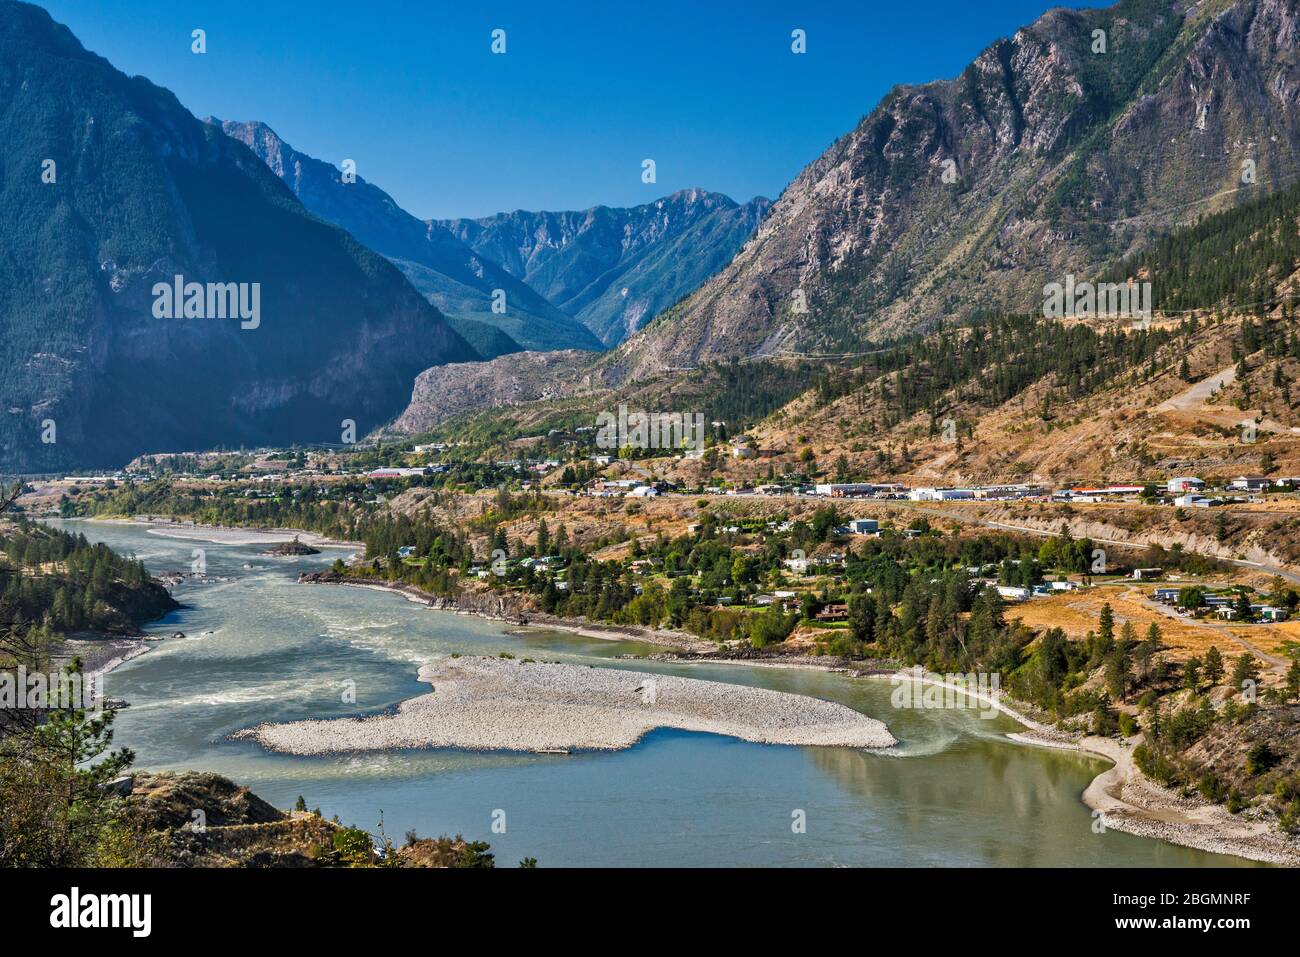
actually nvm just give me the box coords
[40,0,1096,219]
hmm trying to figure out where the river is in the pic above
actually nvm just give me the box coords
[60,519,1257,867]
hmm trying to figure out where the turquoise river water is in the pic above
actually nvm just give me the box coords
[59,519,1258,867]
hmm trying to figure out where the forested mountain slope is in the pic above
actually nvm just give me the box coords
[0,1,475,471]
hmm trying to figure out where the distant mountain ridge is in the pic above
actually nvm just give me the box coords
[0,0,475,471]
[440,189,770,346]
[218,119,598,356]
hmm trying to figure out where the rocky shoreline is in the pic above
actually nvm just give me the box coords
[879,668,1300,866]
[235,655,897,754]
[54,635,156,683]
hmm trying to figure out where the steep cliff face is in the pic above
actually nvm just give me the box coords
[441,189,769,346]
[0,1,475,470]
[219,119,599,357]
[390,350,600,435]
[605,0,1300,381]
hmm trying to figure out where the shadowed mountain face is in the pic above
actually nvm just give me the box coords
[0,0,476,470]
[603,0,1300,381]
[440,189,769,346]
[219,119,600,357]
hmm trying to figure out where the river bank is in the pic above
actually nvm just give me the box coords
[875,668,1300,866]
[234,654,897,754]
[54,635,157,683]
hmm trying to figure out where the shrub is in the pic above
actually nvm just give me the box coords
[1245,742,1277,776]
[332,826,374,864]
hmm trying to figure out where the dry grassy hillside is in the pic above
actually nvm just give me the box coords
[700,313,1300,486]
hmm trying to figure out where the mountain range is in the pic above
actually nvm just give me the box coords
[0,0,474,471]
[7,0,1300,472]
[440,190,770,347]
[222,121,769,354]
[390,0,1300,432]
[218,119,600,357]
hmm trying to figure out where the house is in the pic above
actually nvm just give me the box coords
[1230,476,1269,492]
[396,546,417,558]
[996,585,1031,601]
[1167,476,1205,493]
[782,557,809,574]
[1152,587,1181,604]
[1216,607,1238,620]
[1259,606,1289,622]
[815,603,848,622]
[731,437,757,459]
[627,485,660,497]
[1203,595,1234,608]
[1132,567,1163,580]
[1048,580,1081,591]
[846,518,879,535]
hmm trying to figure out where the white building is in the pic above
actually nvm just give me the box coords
[846,518,879,535]
[814,483,876,497]
[1230,476,1269,492]
[908,488,975,502]
[1069,485,1145,499]
[1167,476,1204,493]
[368,467,430,478]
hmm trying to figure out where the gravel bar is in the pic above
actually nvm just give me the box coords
[235,656,896,754]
